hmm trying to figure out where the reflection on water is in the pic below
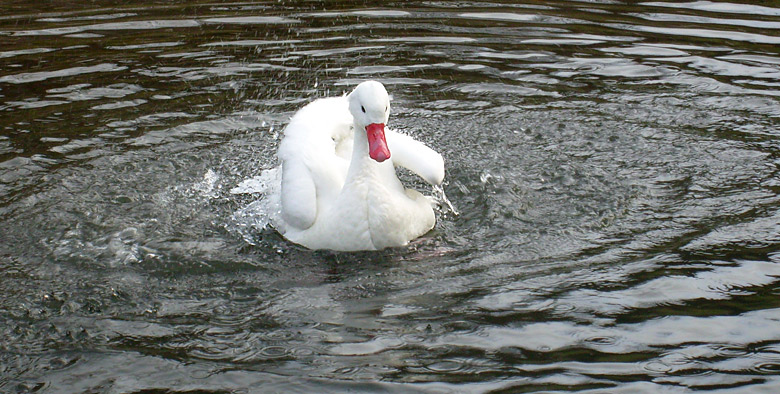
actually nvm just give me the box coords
[2,1,780,392]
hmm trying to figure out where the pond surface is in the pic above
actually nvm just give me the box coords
[2,1,780,392]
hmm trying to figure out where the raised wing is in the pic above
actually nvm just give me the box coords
[386,130,445,185]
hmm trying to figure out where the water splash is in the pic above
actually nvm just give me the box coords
[229,168,283,244]
[189,169,220,198]
[432,184,460,216]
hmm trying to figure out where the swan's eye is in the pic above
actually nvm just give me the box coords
[385,106,388,112]
[361,105,366,113]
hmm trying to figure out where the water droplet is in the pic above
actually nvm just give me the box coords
[432,184,459,216]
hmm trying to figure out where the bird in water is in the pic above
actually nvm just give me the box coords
[273,80,445,251]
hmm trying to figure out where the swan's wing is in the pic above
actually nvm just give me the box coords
[280,158,317,230]
[386,129,445,185]
[277,97,354,231]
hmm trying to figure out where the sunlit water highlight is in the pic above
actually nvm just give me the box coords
[1,1,780,392]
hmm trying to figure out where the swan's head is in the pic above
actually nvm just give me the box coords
[347,81,391,162]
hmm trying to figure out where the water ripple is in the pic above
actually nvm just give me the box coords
[2,1,780,392]
[0,63,127,84]
[4,20,201,36]
[614,24,780,45]
[641,1,780,17]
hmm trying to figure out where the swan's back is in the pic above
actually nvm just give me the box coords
[279,96,353,159]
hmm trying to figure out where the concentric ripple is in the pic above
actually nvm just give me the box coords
[2,1,780,393]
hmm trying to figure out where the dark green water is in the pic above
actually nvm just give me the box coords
[2,1,780,392]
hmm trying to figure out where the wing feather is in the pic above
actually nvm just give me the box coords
[280,158,317,229]
[386,130,445,186]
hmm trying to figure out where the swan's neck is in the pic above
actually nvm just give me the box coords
[345,123,377,182]
[351,123,369,158]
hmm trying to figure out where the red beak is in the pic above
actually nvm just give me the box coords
[366,123,390,162]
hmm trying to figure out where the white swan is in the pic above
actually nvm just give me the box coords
[275,80,445,251]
